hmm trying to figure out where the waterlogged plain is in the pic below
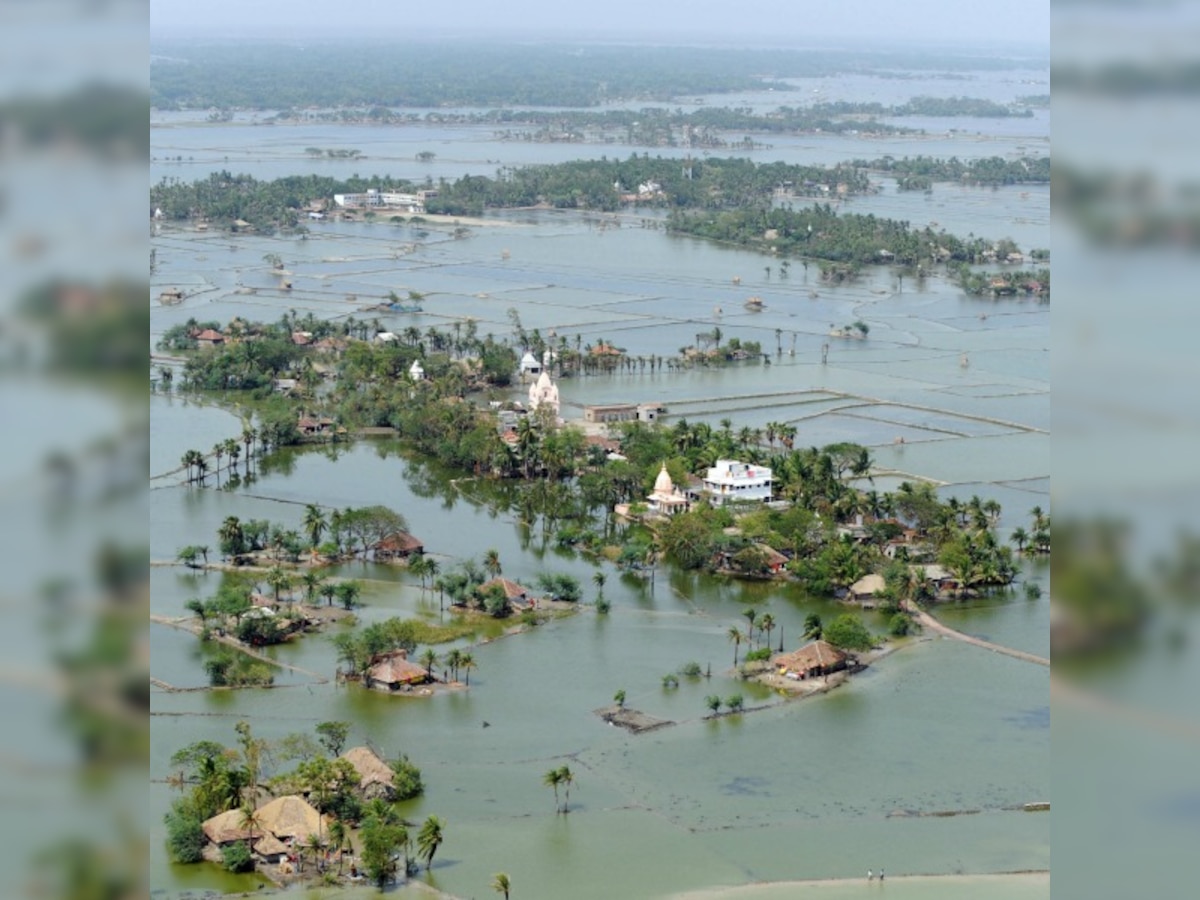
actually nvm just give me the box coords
[150,66,1048,900]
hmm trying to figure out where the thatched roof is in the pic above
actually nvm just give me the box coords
[367,650,429,686]
[255,795,329,843]
[373,531,424,554]
[478,577,532,601]
[340,746,394,792]
[849,573,886,597]
[253,833,289,858]
[774,640,847,675]
[201,808,249,845]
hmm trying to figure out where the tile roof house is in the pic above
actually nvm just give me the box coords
[371,531,424,560]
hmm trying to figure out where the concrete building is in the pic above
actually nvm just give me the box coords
[702,459,773,505]
[528,370,560,417]
[646,464,690,517]
[333,189,426,213]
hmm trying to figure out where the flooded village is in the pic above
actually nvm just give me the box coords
[150,33,1049,900]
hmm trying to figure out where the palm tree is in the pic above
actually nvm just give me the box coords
[265,565,292,603]
[1030,505,1048,531]
[305,831,324,873]
[185,598,207,623]
[758,613,775,650]
[212,442,224,487]
[300,571,322,605]
[320,581,337,607]
[420,648,438,679]
[241,425,256,472]
[303,503,327,548]
[557,766,575,813]
[195,456,209,486]
[741,608,757,645]
[328,820,347,875]
[483,548,502,578]
[543,767,563,812]
[444,648,463,682]
[238,804,263,855]
[459,652,476,686]
[491,872,511,899]
[728,625,744,666]
[416,815,445,871]
[1011,526,1029,554]
[803,613,823,640]
[592,570,607,596]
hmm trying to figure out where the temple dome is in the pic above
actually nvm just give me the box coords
[653,463,674,495]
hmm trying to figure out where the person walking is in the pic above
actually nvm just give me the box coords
[868,869,873,881]
[879,868,885,882]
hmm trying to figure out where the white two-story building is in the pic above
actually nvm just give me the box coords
[702,459,773,505]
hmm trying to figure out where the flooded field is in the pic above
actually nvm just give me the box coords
[150,65,1048,900]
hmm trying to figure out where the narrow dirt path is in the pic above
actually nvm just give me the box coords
[903,601,1050,667]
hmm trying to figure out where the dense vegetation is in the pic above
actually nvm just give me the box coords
[151,42,1045,110]
[855,154,1050,187]
[164,721,440,886]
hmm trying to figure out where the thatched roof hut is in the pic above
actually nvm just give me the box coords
[365,649,431,690]
[340,746,396,800]
[773,640,848,679]
[252,833,289,862]
[372,531,424,560]
[201,809,249,845]
[254,795,329,844]
[849,573,886,599]
[478,577,533,603]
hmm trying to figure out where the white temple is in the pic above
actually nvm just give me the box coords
[528,370,560,417]
[646,463,690,516]
[408,359,425,381]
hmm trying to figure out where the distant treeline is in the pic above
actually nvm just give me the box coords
[853,155,1051,187]
[151,41,1046,110]
[150,157,875,228]
[667,204,1005,269]
[809,96,1037,118]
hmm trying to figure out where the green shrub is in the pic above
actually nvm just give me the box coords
[221,840,254,873]
[1024,582,1042,600]
[391,754,424,800]
[888,613,912,637]
[164,806,205,864]
[678,661,703,678]
[743,647,772,663]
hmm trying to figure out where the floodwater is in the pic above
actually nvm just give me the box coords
[150,64,1048,900]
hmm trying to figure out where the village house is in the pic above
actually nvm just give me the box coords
[702,459,773,505]
[477,576,536,609]
[200,795,331,867]
[365,649,435,691]
[773,640,849,680]
[848,573,886,602]
[371,531,424,561]
[297,415,335,436]
[583,401,665,425]
[194,328,226,348]
[339,746,397,801]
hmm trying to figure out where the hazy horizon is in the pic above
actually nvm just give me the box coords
[150,0,1049,50]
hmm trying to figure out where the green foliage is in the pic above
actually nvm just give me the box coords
[235,614,286,647]
[1024,582,1043,600]
[204,651,275,687]
[613,689,626,708]
[705,695,723,714]
[315,721,351,757]
[823,614,875,651]
[803,613,823,640]
[221,840,254,873]
[536,571,582,602]
[888,613,913,637]
[725,694,745,712]
[743,647,773,663]
[391,754,425,801]
[678,661,704,678]
[595,596,612,614]
[164,804,205,864]
[662,674,680,689]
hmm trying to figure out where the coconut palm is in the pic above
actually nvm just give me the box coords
[303,503,327,548]
[728,625,745,666]
[300,571,322,605]
[420,648,438,678]
[328,820,347,874]
[212,442,224,487]
[741,608,757,644]
[557,765,575,813]
[492,872,511,899]
[320,581,337,607]
[1011,526,1029,554]
[483,548,502,578]
[543,767,563,812]
[444,648,463,683]
[238,804,263,854]
[265,565,292,603]
[459,652,476,686]
[803,613,823,640]
[592,570,607,596]
[416,815,445,871]
[758,613,776,650]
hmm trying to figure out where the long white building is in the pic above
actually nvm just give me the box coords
[702,459,773,504]
[333,189,426,212]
